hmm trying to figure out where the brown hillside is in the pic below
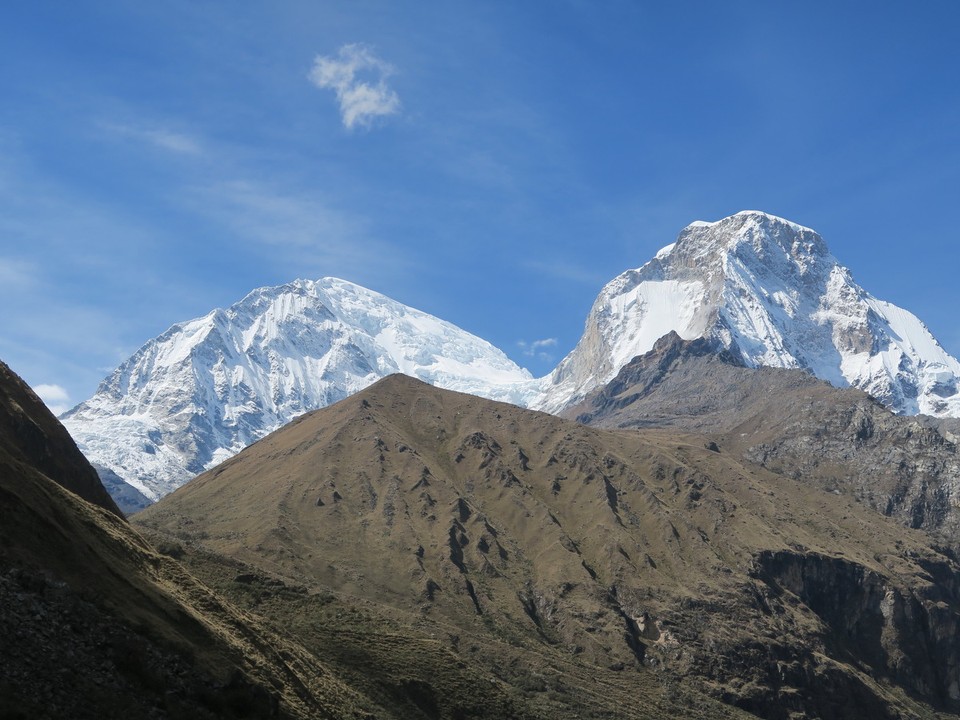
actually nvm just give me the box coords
[137,373,960,719]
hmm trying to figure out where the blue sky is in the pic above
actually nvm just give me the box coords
[2,2,959,413]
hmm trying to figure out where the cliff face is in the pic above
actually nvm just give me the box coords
[752,550,960,716]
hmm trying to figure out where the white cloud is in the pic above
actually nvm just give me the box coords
[33,383,71,416]
[309,44,401,129]
[518,337,558,362]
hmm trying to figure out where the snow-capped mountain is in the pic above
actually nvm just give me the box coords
[62,278,539,506]
[536,210,960,417]
[63,211,960,511]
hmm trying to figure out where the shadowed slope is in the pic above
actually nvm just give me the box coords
[0,359,121,517]
[138,374,960,719]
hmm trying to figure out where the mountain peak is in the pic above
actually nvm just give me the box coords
[537,212,960,418]
[63,278,539,506]
[670,211,830,274]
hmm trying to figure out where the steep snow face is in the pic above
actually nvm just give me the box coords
[537,211,960,417]
[63,278,538,502]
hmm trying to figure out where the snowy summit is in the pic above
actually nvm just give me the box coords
[62,278,537,508]
[536,211,960,417]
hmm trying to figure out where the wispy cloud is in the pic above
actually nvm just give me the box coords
[308,44,400,129]
[185,179,408,281]
[0,257,40,290]
[194,179,366,248]
[523,258,609,286]
[33,383,71,416]
[105,122,202,155]
[518,337,558,362]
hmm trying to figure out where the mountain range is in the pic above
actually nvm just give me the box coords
[8,207,960,718]
[61,211,960,511]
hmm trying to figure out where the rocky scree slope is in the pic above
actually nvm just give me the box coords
[62,277,537,509]
[537,211,960,417]
[136,374,960,719]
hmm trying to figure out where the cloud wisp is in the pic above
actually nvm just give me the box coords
[518,337,558,363]
[33,383,71,416]
[105,122,202,155]
[308,44,400,129]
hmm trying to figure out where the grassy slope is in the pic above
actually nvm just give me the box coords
[135,374,960,719]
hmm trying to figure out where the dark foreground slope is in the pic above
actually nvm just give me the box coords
[0,360,388,719]
[137,373,960,719]
[567,332,960,547]
[0,360,121,517]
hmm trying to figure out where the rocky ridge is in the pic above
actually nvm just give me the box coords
[568,331,960,550]
[0,360,121,517]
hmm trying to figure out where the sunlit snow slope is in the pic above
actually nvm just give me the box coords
[62,278,538,506]
[536,211,960,417]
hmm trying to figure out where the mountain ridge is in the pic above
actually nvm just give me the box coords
[60,211,960,507]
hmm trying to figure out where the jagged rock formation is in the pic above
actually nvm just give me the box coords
[136,374,960,718]
[537,211,960,417]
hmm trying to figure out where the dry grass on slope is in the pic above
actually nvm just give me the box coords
[136,374,960,719]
